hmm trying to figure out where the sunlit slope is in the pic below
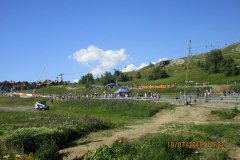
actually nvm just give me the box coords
[123,42,240,85]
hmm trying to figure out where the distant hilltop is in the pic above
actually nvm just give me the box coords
[122,42,240,85]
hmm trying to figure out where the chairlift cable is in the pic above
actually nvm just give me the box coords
[32,65,47,94]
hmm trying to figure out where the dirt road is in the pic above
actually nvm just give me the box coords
[0,106,36,112]
[58,106,212,160]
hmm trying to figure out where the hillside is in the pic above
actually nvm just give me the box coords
[123,42,240,86]
[24,42,240,95]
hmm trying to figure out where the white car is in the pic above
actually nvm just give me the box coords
[35,101,49,110]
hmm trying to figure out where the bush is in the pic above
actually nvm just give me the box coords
[88,132,231,160]
[35,141,58,160]
[5,127,61,153]
[211,108,239,119]
[79,73,94,85]
[204,49,223,73]
[0,140,22,160]
[111,138,137,159]
[5,118,111,159]
[0,141,8,158]
[87,145,115,160]
[199,49,239,76]
[148,66,169,80]
[230,84,240,93]
[88,134,198,160]
[136,71,141,79]
[192,123,240,146]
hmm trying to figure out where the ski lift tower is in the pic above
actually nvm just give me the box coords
[184,40,192,105]
[59,73,64,83]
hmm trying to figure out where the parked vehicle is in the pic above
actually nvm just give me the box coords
[35,101,49,110]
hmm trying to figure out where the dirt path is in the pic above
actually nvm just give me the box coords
[58,106,212,160]
[0,106,36,112]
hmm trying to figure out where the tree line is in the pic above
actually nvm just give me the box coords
[78,70,133,86]
[78,63,170,86]
[197,49,239,76]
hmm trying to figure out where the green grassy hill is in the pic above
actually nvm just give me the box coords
[31,42,240,95]
[123,42,240,86]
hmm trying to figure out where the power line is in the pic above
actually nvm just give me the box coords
[32,66,47,94]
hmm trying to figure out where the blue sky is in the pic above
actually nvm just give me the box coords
[0,0,240,82]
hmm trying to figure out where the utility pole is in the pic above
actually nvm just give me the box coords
[116,78,118,87]
[86,72,89,89]
[87,73,89,84]
[59,73,64,83]
[184,40,192,104]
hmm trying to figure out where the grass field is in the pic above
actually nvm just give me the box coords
[124,63,240,86]
[50,99,173,124]
[88,120,240,160]
[1,96,240,159]
[210,108,240,120]
[0,96,172,159]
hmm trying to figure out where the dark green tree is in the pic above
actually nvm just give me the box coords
[102,72,115,85]
[148,66,169,80]
[113,69,121,77]
[79,73,94,84]
[204,49,223,73]
[136,71,142,79]
[219,58,239,77]
[118,72,130,82]
[197,49,239,77]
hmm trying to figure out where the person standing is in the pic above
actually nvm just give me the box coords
[51,96,54,103]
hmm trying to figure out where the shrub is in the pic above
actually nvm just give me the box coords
[211,108,239,119]
[5,127,61,153]
[230,84,240,93]
[136,71,141,79]
[5,119,111,154]
[199,49,239,76]
[204,49,223,73]
[0,140,21,160]
[35,141,58,160]
[111,138,137,159]
[4,116,112,159]
[88,132,231,160]
[87,145,115,160]
[192,123,240,146]
[88,134,198,160]
[148,66,169,80]
[0,141,7,158]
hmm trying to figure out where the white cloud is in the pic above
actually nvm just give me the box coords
[122,64,137,72]
[71,45,128,75]
[122,62,148,72]
[122,58,168,73]
[138,63,148,69]
[152,57,168,64]
[73,79,79,83]
[91,66,106,75]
